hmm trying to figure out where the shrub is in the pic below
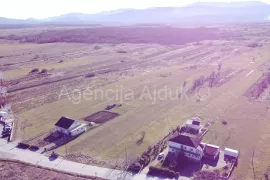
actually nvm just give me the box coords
[116,50,127,53]
[148,166,179,179]
[94,45,102,50]
[30,68,39,73]
[40,69,48,74]
[139,154,150,167]
[127,162,142,173]
[58,60,64,63]
[194,170,220,180]
[85,73,95,78]
[32,55,39,60]
[247,42,261,48]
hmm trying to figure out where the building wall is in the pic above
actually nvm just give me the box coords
[56,127,70,135]
[68,121,81,131]
[70,126,85,136]
[168,141,203,161]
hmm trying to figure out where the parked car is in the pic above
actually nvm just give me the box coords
[105,104,116,110]
[49,151,59,160]
[158,153,165,160]
[4,126,11,131]
[1,131,10,138]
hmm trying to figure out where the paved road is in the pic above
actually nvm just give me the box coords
[0,139,170,180]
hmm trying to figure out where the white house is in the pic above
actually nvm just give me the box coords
[55,117,86,136]
[168,134,204,161]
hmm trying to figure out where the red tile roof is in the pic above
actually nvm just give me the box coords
[204,145,220,157]
[169,134,201,148]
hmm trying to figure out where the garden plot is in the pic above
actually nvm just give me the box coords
[84,111,120,124]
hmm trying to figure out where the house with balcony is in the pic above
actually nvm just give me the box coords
[168,134,204,161]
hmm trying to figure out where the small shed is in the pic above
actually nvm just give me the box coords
[185,118,201,132]
[203,144,220,160]
[224,148,239,159]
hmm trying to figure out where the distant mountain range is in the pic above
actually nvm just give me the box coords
[1,1,270,25]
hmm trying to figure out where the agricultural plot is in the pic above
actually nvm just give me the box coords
[84,111,120,124]
[1,24,270,180]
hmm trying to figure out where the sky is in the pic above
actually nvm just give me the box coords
[1,0,270,19]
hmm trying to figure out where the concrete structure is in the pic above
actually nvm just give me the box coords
[224,148,239,159]
[168,134,204,161]
[55,117,86,136]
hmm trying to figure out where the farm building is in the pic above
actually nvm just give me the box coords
[168,134,204,161]
[203,144,220,160]
[55,117,87,136]
[184,117,202,132]
[224,148,239,160]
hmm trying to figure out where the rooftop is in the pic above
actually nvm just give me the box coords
[169,134,201,148]
[204,144,220,157]
[55,117,76,129]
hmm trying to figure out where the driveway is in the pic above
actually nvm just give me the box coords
[140,147,169,174]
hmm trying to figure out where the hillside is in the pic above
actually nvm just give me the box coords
[0,1,270,25]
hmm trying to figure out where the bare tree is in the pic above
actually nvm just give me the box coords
[183,80,187,88]
[136,131,146,146]
[252,149,256,180]
[218,63,222,72]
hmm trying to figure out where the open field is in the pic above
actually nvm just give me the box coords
[1,24,270,179]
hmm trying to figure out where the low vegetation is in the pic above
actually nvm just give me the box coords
[85,73,95,78]
[30,68,39,73]
[148,166,179,179]
[247,72,270,99]
[194,170,220,180]
[40,69,48,74]
[0,27,234,45]
[116,50,127,54]
[0,159,104,180]
[247,42,261,48]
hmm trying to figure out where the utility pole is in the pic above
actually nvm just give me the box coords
[252,149,256,180]
[65,143,67,157]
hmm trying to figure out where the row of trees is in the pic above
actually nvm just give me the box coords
[190,63,222,91]
[128,126,181,173]
[250,73,270,99]
[148,166,180,179]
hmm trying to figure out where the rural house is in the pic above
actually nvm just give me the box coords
[55,117,87,136]
[168,134,204,161]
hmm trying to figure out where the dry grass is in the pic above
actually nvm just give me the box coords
[2,24,270,180]
[0,159,105,180]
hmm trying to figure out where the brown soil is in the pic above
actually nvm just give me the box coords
[84,111,120,124]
